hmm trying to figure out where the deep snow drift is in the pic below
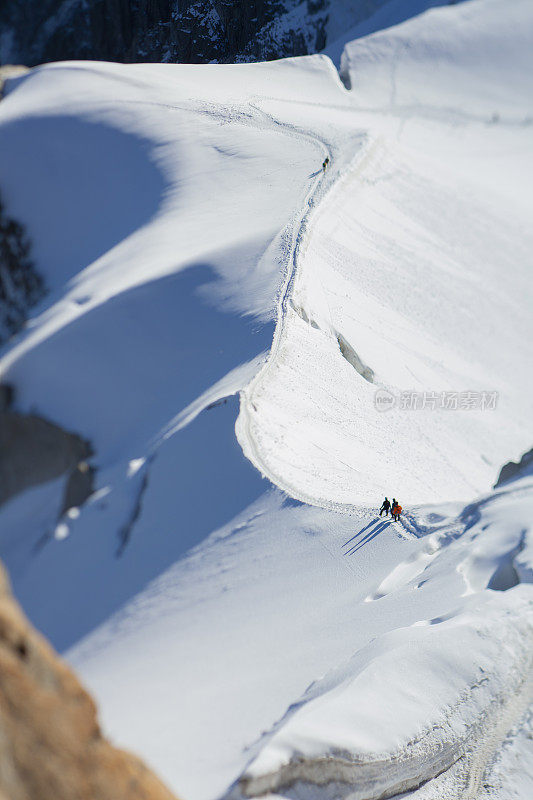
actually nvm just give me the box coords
[0,0,532,798]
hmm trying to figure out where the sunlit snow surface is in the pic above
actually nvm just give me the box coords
[0,0,532,798]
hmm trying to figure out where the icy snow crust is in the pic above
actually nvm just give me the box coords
[0,0,532,799]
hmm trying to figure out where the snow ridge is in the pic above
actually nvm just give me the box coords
[237,134,383,514]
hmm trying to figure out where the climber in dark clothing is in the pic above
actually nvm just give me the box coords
[322,156,329,172]
[379,497,391,516]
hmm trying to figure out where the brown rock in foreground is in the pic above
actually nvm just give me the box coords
[0,561,178,800]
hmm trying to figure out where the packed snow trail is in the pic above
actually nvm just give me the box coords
[237,0,533,508]
[236,106,532,506]
[237,134,381,514]
[234,5,533,785]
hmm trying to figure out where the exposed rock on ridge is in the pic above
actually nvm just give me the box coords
[495,448,533,488]
[0,0,329,67]
[0,559,179,800]
[0,384,94,512]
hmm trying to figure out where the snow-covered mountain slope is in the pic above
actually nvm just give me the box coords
[237,0,533,507]
[0,0,532,798]
[68,468,533,800]
[0,54,361,649]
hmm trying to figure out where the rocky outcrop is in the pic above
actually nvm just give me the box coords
[0,410,93,512]
[0,385,94,513]
[0,558,179,800]
[495,448,533,488]
[0,0,329,67]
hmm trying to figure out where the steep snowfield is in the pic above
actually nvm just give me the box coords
[0,0,532,798]
[238,0,533,506]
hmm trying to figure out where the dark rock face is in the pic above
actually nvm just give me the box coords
[494,448,533,488]
[0,193,44,345]
[0,384,94,512]
[0,0,329,67]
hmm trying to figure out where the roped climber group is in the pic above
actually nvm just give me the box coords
[379,497,402,521]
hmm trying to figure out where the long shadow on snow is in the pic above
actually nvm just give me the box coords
[0,115,167,322]
[3,265,271,462]
[345,519,392,556]
[342,519,376,548]
[4,266,273,651]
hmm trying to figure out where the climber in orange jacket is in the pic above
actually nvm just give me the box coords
[391,502,402,522]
